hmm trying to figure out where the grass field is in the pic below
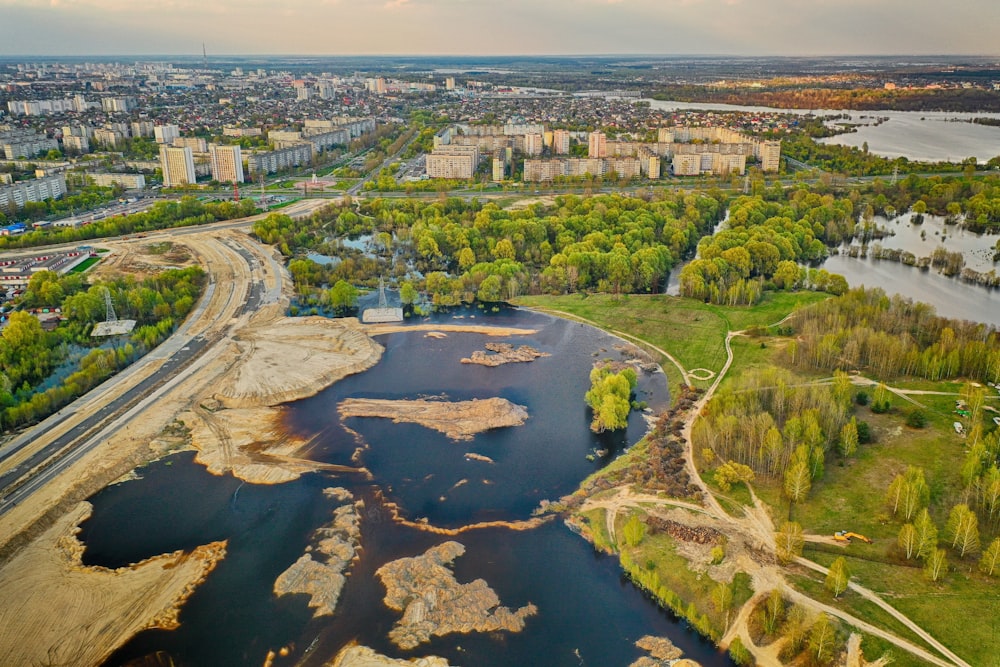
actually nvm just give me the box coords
[514,291,828,397]
[69,256,100,273]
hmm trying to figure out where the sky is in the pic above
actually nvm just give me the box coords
[1,0,998,57]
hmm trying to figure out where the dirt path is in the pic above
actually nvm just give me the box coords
[794,557,972,667]
[569,313,970,667]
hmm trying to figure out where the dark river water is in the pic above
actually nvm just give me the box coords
[80,308,733,667]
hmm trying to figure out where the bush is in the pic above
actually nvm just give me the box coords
[871,398,891,414]
[855,390,870,406]
[906,408,928,429]
[856,420,873,444]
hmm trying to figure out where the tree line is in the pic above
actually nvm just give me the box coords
[254,192,725,309]
[0,266,204,430]
[0,196,257,251]
[785,287,1000,385]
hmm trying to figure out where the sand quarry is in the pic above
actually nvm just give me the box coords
[0,239,541,667]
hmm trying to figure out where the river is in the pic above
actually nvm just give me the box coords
[645,98,1000,162]
[80,308,732,667]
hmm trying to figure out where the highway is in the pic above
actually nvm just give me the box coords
[0,206,302,523]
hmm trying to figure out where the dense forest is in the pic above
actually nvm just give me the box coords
[0,266,205,429]
[253,192,725,308]
[787,287,1000,384]
[678,192,851,305]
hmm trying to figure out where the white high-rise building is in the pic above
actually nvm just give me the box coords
[209,144,245,184]
[159,145,196,187]
[552,129,570,155]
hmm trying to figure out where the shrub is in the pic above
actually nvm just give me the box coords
[906,408,928,429]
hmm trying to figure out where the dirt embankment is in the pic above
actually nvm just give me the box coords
[0,503,225,667]
[376,541,537,650]
[338,397,528,441]
[183,316,383,484]
[274,488,361,617]
[461,342,550,366]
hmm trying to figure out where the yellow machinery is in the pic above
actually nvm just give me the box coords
[834,531,872,544]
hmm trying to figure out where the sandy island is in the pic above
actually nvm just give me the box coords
[274,488,361,617]
[0,502,226,666]
[327,644,453,667]
[461,342,550,367]
[338,397,528,441]
[376,541,537,650]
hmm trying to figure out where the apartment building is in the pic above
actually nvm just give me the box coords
[209,144,244,184]
[159,145,196,186]
[0,175,67,210]
[246,144,313,176]
[552,129,571,155]
[588,131,607,158]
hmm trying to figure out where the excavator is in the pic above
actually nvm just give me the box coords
[834,530,873,544]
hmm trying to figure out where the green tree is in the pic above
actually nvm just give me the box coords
[712,581,734,626]
[328,280,359,311]
[913,508,939,560]
[477,274,503,303]
[622,513,647,548]
[714,461,755,492]
[839,418,858,458]
[763,589,785,636]
[399,281,418,306]
[775,521,804,564]
[924,548,947,582]
[945,504,980,558]
[784,461,812,505]
[808,613,836,664]
[825,557,850,598]
[898,523,918,560]
[980,538,1000,576]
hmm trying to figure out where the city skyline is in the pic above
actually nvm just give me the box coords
[2,0,999,58]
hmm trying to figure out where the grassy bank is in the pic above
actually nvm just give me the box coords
[514,291,827,398]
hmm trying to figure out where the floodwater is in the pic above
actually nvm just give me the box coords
[82,308,733,667]
[645,98,1000,162]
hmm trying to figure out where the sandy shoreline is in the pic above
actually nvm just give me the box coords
[0,502,226,667]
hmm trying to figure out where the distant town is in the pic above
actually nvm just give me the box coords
[0,58,805,228]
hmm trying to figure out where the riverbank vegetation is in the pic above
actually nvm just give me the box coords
[0,266,205,430]
[584,362,638,433]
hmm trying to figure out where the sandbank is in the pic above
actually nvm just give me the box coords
[328,644,453,667]
[338,397,528,441]
[274,489,361,616]
[365,323,537,337]
[376,541,537,650]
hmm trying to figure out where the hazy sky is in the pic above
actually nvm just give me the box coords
[1,0,998,57]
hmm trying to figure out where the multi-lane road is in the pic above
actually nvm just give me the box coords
[0,201,323,527]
